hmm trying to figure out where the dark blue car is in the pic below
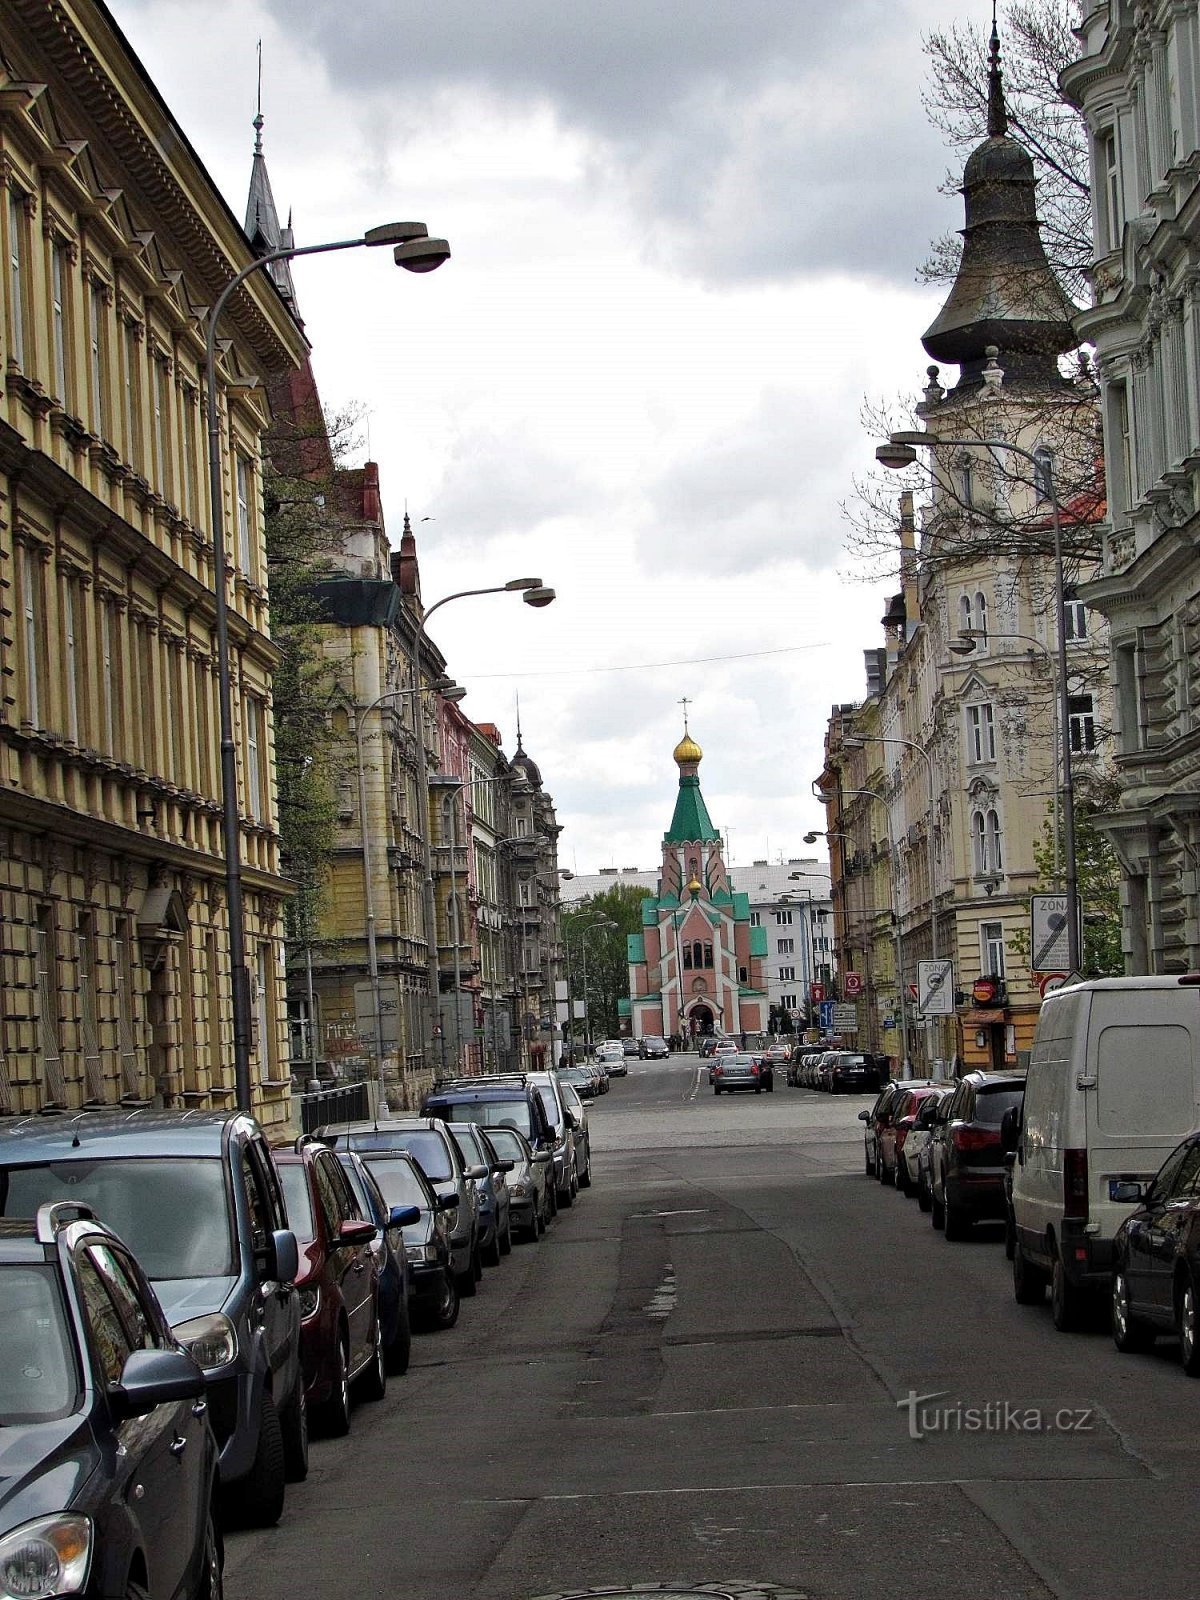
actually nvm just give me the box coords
[0,1201,221,1598]
[335,1148,419,1373]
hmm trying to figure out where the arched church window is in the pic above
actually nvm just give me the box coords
[682,942,694,970]
[692,940,703,969]
[703,942,713,968]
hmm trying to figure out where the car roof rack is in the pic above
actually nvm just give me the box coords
[36,1200,98,1244]
[431,1073,528,1091]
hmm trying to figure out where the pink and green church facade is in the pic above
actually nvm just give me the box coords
[626,730,768,1041]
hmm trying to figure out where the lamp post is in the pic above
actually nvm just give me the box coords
[951,627,1061,879]
[356,677,463,1111]
[206,219,449,1112]
[877,429,1080,973]
[409,582,555,1074]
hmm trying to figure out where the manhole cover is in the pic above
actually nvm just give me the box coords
[527,1585,810,1600]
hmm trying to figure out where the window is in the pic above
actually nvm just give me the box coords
[1064,595,1088,641]
[703,942,713,969]
[87,1244,158,1352]
[122,322,141,469]
[244,697,263,819]
[21,549,41,726]
[778,966,796,982]
[35,907,64,1104]
[88,282,106,435]
[241,1147,270,1254]
[7,188,26,369]
[691,940,704,969]
[987,809,1003,873]
[518,878,533,908]
[749,911,760,927]
[152,357,171,495]
[981,920,1006,979]
[957,451,974,507]
[182,387,200,522]
[973,808,1004,876]
[63,577,79,745]
[967,703,996,762]
[682,941,694,970]
[51,242,69,401]
[777,938,794,954]
[781,994,797,1011]
[236,453,253,574]
[975,592,988,643]
[1107,378,1134,513]
[774,909,793,926]
[100,599,115,752]
[1100,127,1122,250]
[113,915,139,1097]
[77,913,102,1102]
[1069,693,1096,752]
[76,1253,131,1387]
[960,593,972,636]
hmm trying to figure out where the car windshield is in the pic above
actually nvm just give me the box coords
[276,1164,314,1244]
[485,1128,528,1165]
[336,1159,376,1220]
[976,1085,1026,1125]
[362,1156,432,1211]
[385,1130,453,1182]
[436,1100,534,1139]
[451,1127,485,1166]
[0,1264,78,1423]
[0,1159,233,1279]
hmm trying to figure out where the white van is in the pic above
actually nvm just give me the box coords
[1009,975,1200,1331]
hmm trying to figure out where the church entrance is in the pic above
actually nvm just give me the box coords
[688,1002,714,1037]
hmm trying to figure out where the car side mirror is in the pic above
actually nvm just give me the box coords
[999,1105,1021,1154]
[338,1219,378,1247]
[532,1150,553,1165]
[388,1205,421,1229]
[1112,1179,1147,1205]
[112,1347,205,1419]
[264,1228,298,1285]
[464,1164,488,1181]
[857,1110,870,1122]
[493,1160,515,1174]
[566,1113,581,1131]
[438,1193,459,1211]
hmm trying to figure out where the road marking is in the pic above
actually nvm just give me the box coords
[684,1064,703,1102]
[629,1208,711,1218]
[465,1474,1129,1504]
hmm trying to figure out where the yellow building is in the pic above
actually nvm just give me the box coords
[0,2,306,1127]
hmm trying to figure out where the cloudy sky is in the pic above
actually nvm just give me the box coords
[109,0,981,872]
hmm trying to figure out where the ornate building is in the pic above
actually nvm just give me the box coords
[1065,2,1200,971]
[0,2,306,1126]
[628,727,767,1041]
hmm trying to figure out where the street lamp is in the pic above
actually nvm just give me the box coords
[409,582,556,1074]
[356,676,463,1112]
[804,829,879,1051]
[206,218,449,1112]
[877,428,1080,973]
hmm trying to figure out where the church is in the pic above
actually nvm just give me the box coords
[627,724,768,1041]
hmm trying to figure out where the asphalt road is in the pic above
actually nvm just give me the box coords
[225,1057,1198,1600]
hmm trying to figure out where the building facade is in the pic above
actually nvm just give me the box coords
[0,1,306,1128]
[627,729,767,1041]
[1065,2,1200,972]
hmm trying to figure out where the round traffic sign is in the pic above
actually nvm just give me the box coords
[1039,972,1068,998]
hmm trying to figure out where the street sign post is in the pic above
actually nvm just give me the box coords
[843,972,864,997]
[832,1003,858,1032]
[1030,893,1082,975]
[810,982,826,1005]
[917,959,954,1016]
[818,1000,834,1031]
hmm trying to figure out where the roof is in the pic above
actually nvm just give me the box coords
[664,775,719,844]
[749,926,769,957]
[0,1109,244,1160]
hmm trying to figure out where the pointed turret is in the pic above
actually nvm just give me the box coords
[921,18,1075,390]
[244,97,302,323]
[665,725,718,844]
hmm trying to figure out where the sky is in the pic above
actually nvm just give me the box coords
[107,0,983,873]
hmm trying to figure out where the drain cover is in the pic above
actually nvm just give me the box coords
[527,1585,809,1600]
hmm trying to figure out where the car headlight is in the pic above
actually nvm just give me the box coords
[509,1180,531,1198]
[0,1514,92,1598]
[298,1286,320,1320]
[173,1311,238,1372]
[406,1243,440,1264]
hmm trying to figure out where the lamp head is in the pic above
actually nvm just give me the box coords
[365,222,430,246]
[803,832,821,845]
[393,236,451,273]
[442,684,468,702]
[876,439,918,470]
[949,638,977,657]
[505,578,543,591]
[522,586,556,608]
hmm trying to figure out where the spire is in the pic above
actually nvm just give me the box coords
[665,721,717,844]
[514,692,523,753]
[243,48,302,325]
[987,6,1007,138]
[919,13,1075,391]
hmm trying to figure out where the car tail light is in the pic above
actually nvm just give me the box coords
[714,1065,723,1076]
[751,1063,759,1075]
[952,1124,998,1153]
[1064,1147,1088,1219]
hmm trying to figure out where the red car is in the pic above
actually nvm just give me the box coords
[275,1138,386,1437]
[889,1086,948,1196]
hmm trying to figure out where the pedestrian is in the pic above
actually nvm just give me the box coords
[739,1030,747,1050]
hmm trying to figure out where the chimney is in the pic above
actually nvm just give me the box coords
[899,490,918,633]
[362,461,381,522]
[391,511,422,603]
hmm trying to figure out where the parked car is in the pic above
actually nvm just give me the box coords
[596,1044,626,1077]
[420,1077,559,1205]
[927,1071,1026,1239]
[316,1117,484,1296]
[0,1200,221,1600]
[824,1051,884,1095]
[1111,1131,1200,1370]
[450,1122,513,1265]
[351,1149,460,1329]
[479,1125,554,1240]
[274,1139,386,1436]
[0,1109,304,1527]
[892,1086,951,1196]
[1009,975,1200,1331]
[560,1082,592,1188]
[622,1037,640,1056]
[525,1070,579,1208]
[787,1046,824,1087]
[858,1081,918,1178]
[559,1064,599,1100]
[639,1035,670,1059]
[712,1052,771,1094]
[335,1149,417,1374]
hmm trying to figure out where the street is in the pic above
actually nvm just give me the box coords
[225,1058,1195,1600]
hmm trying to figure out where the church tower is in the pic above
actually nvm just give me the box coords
[627,720,767,1042]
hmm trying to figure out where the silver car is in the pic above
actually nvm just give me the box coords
[527,1070,579,1207]
[711,1052,769,1095]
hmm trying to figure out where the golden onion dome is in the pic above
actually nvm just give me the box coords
[673,733,703,766]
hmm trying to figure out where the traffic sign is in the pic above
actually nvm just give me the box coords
[818,1000,834,1031]
[843,972,864,997]
[1030,893,1081,974]
[832,1003,858,1032]
[1038,972,1068,998]
[810,982,826,1004]
[917,959,954,1016]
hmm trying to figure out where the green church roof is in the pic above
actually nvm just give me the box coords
[627,933,645,964]
[664,775,719,845]
[749,926,768,957]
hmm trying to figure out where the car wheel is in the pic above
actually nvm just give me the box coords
[386,1295,412,1376]
[713,1086,721,1095]
[198,1502,223,1600]
[1112,1268,1155,1355]
[485,1228,503,1268]
[558,1180,574,1210]
[231,1391,286,1527]
[1013,1241,1047,1305]
[280,1374,309,1483]
[877,1154,888,1185]
[500,1217,514,1252]
[578,1159,592,1190]
[1004,1208,1016,1261]
[865,1143,875,1177]
[458,1251,478,1298]
[318,1334,352,1436]
[766,1079,774,1093]
[1179,1275,1200,1376]
[930,1187,945,1230]
[125,1578,150,1599]
[431,1271,460,1329]
[357,1314,387,1403]
[917,1172,932,1214]
[547,1182,558,1218]
[1051,1255,1086,1332]
[943,1200,968,1241]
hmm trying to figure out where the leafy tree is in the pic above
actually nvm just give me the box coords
[562,884,646,1045]
[1009,773,1124,978]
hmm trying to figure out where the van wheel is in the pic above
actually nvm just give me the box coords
[1112,1269,1155,1354]
[1051,1256,1086,1331]
[917,1171,932,1213]
[1013,1241,1047,1305]
[1178,1276,1200,1375]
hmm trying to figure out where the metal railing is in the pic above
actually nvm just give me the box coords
[296,1080,370,1135]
